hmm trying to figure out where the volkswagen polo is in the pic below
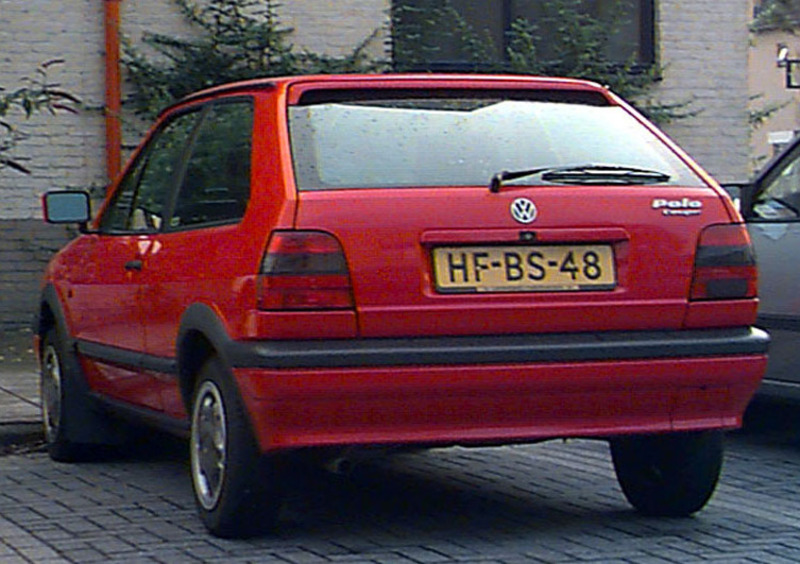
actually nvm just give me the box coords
[37,74,769,538]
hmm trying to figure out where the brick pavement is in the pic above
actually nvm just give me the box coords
[0,421,798,563]
[0,328,41,452]
[1,328,799,563]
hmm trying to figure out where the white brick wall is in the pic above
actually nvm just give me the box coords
[0,0,106,219]
[0,0,390,220]
[282,1,389,57]
[656,0,751,183]
[0,0,390,328]
[0,0,752,329]
[1,0,749,218]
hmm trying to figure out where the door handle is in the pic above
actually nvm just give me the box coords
[124,259,143,271]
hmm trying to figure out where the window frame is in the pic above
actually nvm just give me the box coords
[391,0,655,73]
[169,97,255,231]
[751,141,800,223]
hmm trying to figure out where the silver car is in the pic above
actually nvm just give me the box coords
[740,137,800,400]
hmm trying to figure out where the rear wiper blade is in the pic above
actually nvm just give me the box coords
[489,164,671,192]
[541,164,671,185]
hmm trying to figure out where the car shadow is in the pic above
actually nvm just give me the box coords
[737,398,800,449]
[270,446,699,541]
[43,434,727,543]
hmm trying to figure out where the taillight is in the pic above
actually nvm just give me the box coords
[258,231,354,310]
[690,224,757,300]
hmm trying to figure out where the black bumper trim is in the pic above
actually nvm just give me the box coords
[225,327,770,370]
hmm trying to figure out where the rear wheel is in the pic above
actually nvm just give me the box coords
[190,356,281,538]
[610,431,723,517]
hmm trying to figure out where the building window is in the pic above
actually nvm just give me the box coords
[392,0,655,72]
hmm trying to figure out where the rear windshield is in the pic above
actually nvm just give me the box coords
[288,90,706,191]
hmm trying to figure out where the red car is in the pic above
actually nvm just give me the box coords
[38,74,768,538]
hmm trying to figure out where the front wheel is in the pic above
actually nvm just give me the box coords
[610,431,723,517]
[190,356,282,538]
[40,327,116,461]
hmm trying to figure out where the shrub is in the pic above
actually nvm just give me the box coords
[123,0,384,118]
[0,60,78,174]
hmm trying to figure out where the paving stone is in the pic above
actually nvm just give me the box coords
[0,419,799,562]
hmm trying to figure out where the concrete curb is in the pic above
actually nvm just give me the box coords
[0,422,43,448]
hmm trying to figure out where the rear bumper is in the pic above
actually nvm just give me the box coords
[227,327,769,451]
[227,327,769,368]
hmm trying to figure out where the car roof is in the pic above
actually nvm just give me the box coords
[166,73,610,115]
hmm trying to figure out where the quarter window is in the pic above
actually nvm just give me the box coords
[171,101,254,228]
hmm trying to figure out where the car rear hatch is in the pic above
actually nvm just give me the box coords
[282,79,747,339]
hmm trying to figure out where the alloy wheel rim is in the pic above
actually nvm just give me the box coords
[191,380,227,510]
[40,344,62,443]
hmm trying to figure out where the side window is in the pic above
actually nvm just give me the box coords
[171,100,254,228]
[99,157,146,232]
[98,111,201,233]
[753,148,800,221]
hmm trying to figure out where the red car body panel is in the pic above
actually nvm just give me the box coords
[39,74,768,455]
[293,186,739,338]
[235,354,765,451]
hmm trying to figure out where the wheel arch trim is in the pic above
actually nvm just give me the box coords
[176,304,239,409]
[35,284,91,395]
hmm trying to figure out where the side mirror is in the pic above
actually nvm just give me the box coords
[42,190,91,225]
[721,182,755,218]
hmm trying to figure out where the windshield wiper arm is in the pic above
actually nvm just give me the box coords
[489,166,554,193]
[489,164,671,192]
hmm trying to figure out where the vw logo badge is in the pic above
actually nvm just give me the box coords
[510,198,537,224]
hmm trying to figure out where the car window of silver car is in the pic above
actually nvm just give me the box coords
[752,147,800,221]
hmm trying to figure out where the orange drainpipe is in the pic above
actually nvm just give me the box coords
[104,0,122,184]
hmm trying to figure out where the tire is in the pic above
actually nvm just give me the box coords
[610,431,723,517]
[40,327,114,462]
[190,356,281,538]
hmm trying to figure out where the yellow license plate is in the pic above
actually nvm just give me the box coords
[432,245,616,292]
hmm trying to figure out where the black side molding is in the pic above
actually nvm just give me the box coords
[77,341,177,376]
